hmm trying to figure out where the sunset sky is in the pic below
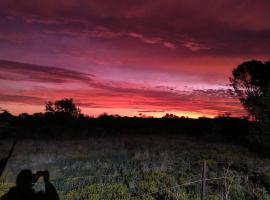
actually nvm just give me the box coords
[0,0,270,117]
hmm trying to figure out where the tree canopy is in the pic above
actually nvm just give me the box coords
[45,98,81,117]
[230,60,270,122]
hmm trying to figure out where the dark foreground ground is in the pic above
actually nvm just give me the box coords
[1,116,270,199]
[1,134,270,200]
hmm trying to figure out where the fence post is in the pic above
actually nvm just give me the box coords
[201,161,207,200]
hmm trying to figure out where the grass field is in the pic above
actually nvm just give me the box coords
[1,135,270,199]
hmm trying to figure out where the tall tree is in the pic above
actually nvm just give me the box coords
[230,60,270,123]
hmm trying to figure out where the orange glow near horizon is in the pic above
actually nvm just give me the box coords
[2,103,235,119]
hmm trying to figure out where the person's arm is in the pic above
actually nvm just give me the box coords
[43,171,59,200]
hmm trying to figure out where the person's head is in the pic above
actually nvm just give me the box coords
[16,169,34,188]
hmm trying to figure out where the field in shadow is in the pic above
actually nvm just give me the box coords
[1,135,270,199]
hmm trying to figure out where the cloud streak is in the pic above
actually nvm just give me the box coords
[0,59,94,84]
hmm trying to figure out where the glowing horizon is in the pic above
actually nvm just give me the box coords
[2,103,219,119]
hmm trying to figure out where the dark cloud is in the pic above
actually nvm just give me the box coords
[0,94,44,105]
[0,59,94,83]
[1,0,270,57]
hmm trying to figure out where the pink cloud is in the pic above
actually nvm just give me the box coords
[163,42,176,50]
[183,40,210,52]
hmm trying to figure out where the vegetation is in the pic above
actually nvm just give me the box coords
[230,60,270,150]
[230,60,270,122]
[1,136,270,199]
[45,98,81,117]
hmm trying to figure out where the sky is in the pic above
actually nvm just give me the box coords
[0,0,270,118]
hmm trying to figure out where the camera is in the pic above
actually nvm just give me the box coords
[32,171,49,183]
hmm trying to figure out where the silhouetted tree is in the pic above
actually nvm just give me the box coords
[216,112,232,118]
[162,113,179,118]
[230,60,270,148]
[230,60,270,122]
[18,113,31,118]
[45,98,81,117]
[98,112,109,119]
[0,110,13,122]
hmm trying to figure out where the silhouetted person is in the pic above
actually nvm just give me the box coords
[0,169,59,200]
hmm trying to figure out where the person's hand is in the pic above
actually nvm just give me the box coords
[43,170,50,183]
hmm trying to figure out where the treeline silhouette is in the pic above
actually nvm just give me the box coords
[0,110,253,147]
